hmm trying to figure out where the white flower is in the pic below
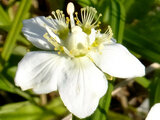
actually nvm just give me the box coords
[15,2,145,118]
[146,103,160,120]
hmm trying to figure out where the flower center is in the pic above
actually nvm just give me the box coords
[65,26,89,57]
[43,2,114,58]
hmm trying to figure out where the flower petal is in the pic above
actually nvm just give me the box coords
[58,57,107,118]
[89,43,145,78]
[22,16,57,50]
[146,103,160,120]
[15,51,66,94]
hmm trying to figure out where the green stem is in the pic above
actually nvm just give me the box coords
[103,79,114,112]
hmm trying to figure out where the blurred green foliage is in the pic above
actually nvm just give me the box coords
[0,0,160,120]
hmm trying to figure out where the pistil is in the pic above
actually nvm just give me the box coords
[67,2,75,29]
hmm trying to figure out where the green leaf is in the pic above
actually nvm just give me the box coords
[46,97,68,115]
[0,24,31,46]
[12,46,28,56]
[0,97,68,120]
[0,74,34,101]
[1,0,31,63]
[76,0,93,7]
[0,74,15,93]
[109,0,125,43]
[0,5,11,25]
[134,77,151,89]
[0,101,51,120]
[108,111,132,120]
[126,0,154,23]
[123,28,160,63]
[149,70,160,107]
[119,0,134,13]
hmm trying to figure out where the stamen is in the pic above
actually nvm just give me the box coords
[63,47,74,58]
[104,26,113,40]
[76,6,102,34]
[75,12,82,25]
[67,2,75,28]
[43,33,60,49]
[49,10,68,30]
[45,25,61,43]
[81,7,99,26]
[46,10,69,40]
[92,14,102,26]
[66,17,70,24]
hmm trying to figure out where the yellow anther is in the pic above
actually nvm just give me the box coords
[88,47,91,50]
[70,50,73,54]
[92,41,99,47]
[99,51,102,55]
[56,9,60,13]
[60,46,64,51]
[66,17,70,24]
[96,31,99,34]
[26,48,30,52]
[98,21,101,24]
[75,12,78,15]
[47,16,52,19]
[58,51,61,54]
[108,76,113,81]
[54,48,58,50]
[76,21,80,24]
[99,13,102,17]
[95,43,98,46]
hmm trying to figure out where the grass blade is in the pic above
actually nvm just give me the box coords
[1,0,31,64]
[0,5,11,25]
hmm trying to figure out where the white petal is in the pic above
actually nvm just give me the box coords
[89,43,145,78]
[22,16,56,50]
[15,51,66,94]
[146,103,160,120]
[58,57,107,118]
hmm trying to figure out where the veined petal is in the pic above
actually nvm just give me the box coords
[146,103,160,120]
[15,51,66,94]
[89,43,145,78]
[58,57,107,118]
[22,16,57,50]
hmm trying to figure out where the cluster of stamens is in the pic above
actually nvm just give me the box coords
[46,9,69,40]
[43,33,64,54]
[43,2,113,57]
[74,7,102,34]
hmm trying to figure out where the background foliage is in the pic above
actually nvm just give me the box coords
[0,0,160,120]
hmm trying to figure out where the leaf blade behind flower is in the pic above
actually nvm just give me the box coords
[1,0,31,68]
